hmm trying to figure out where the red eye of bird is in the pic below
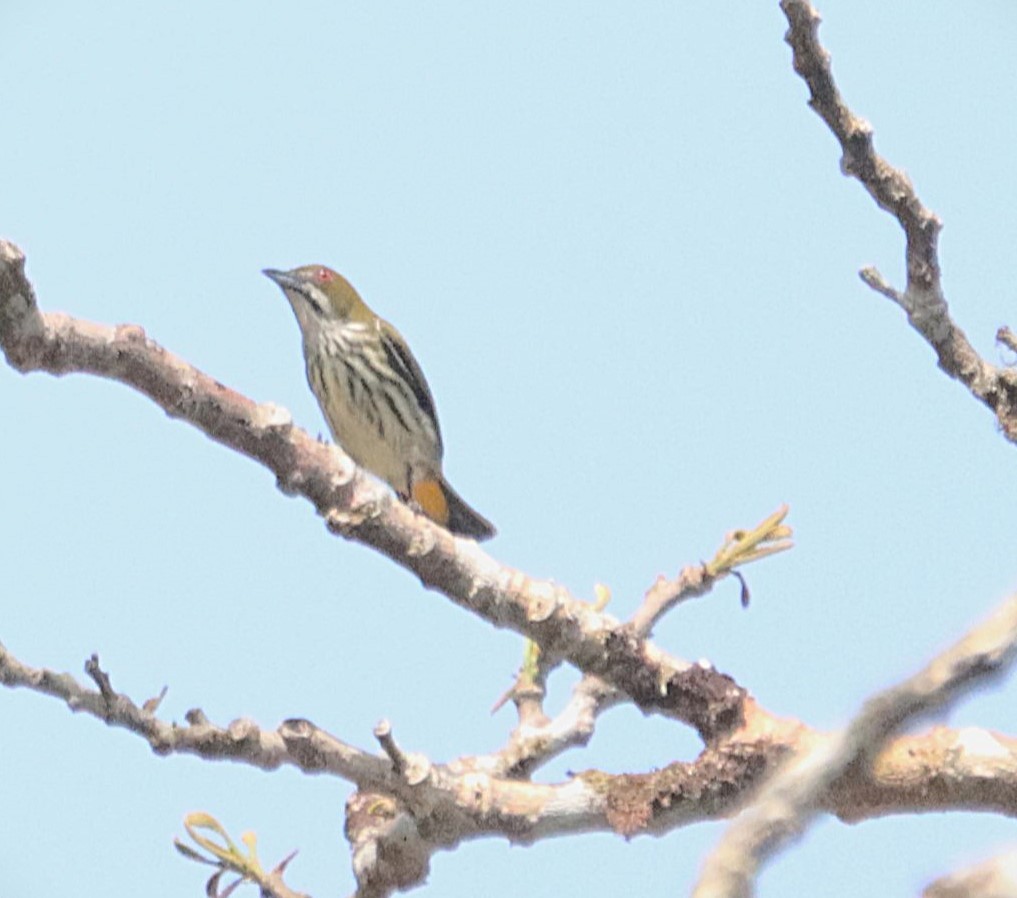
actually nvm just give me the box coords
[317,268,334,283]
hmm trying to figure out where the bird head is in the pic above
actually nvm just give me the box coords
[263,265,372,330]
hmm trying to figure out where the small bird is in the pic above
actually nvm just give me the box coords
[264,264,495,540]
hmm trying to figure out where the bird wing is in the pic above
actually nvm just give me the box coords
[378,318,444,456]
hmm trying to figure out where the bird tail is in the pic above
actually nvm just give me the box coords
[411,476,496,541]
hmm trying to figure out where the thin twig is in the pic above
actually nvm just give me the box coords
[632,506,792,637]
[374,720,407,775]
[175,812,311,898]
[997,327,1017,357]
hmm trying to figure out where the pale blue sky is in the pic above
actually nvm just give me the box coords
[5,3,1017,896]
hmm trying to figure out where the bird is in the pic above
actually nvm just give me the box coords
[263,264,495,540]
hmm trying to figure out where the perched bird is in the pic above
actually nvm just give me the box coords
[264,264,495,540]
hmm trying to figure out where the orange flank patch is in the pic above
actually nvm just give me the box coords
[411,478,450,526]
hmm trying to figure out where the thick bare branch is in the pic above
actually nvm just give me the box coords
[923,846,1017,898]
[6,632,1017,898]
[827,726,1017,823]
[780,0,1017,443]
[7,639,1017,846]
[0,239,753,740]
[693,592,1017,898]
[0,639,767,878]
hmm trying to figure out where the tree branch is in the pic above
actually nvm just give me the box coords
[480,672,622,779]
[923,845,1017,898]
[0,641,759,843]
[693,591,1017,898]
[780,0,1017,443]
[0,642,392,782]
[5,639,1017,849]
[0,238,754,741]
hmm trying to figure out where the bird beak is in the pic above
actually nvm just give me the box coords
[262,268,297,289]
